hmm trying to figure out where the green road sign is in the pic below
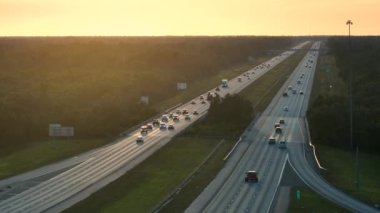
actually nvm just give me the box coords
[296,189,301,201]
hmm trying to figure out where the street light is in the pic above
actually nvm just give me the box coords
[346,19,359,192]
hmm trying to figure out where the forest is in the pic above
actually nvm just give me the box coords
[0,36,292,148]
[308,36,380,154]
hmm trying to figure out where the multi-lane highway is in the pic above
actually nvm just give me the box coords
[0,42,308,212]
[187,42,379,213]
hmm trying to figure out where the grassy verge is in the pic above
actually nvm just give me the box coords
[159,46,310,212]
[0,139,107,179]
[288,187,349,213]
[0,59,268,180]
[66,49,309,212]
[317,145,380,206]
[151,59,268,112]
[290,43,380,211]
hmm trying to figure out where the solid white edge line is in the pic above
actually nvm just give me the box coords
[266,153,289,213]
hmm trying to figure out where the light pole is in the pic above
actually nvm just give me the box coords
[346,19,359,192]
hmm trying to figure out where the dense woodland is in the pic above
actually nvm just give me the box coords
[0,36,292,148]
[308,37,380,154]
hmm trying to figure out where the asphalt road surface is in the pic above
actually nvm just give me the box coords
[0,42,308,213]
[187,42,379,213]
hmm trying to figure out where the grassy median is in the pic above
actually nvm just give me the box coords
[288,42,380,211]
[288,187,349,213]
[66,48,309,212]
[0,59,267,180]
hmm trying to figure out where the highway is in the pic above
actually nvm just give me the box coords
[0,42,308,213]
[186,42,379,213]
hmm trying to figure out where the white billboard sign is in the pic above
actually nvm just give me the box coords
[177,82,187,90]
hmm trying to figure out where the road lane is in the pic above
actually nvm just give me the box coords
[0,43,309,212]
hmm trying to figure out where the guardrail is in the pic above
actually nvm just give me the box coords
[304,117,326,170]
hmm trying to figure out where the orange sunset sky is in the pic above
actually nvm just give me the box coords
[1,0,379,36]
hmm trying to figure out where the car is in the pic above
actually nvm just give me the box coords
[284,106,289,111]
[300,90,304,95]
[288,85,292,90]
[275,127,282,134]
[136,136,144,143]
[268,137,276,145]
[274,123,280,128]
[176,109,181,115]
[140,129,148,135]
[279,140,287,149]
[279,119,285,124]
[141,125,147,130]
[159,123,167,130]
[297,80,301,84]
[245,171,258,182]
[201,100,206,104]
[282,92,288,97]
[185,114,191,120]
[152,119,160,126]
[193,110,199,115]
[215,87,220,91]
[173,115,180,122]
[182,109,188,115]
[168,124,175,130]
[200,95,204,100]
[191,100,196,105]
[146,124,153,130]
[161,115,169,122]
[292,89,297,94]
[309,66,312,68]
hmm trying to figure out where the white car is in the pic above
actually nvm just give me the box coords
[185,114,191,120]
[136,136,144,143]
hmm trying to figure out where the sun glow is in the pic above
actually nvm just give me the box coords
[1,0,379,36]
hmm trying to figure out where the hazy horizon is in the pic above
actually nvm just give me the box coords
[1,0,379,36]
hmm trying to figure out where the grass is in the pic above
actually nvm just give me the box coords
[65,135,235,213]
[316,145,380,206]
[288,187,349,213]
[0,139,107,179]
[65,48,310,212]
[152,59,268,112]
[0,58,269,180]
[288,43,380,212]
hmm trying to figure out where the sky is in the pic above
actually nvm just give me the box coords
[1,0,379,36]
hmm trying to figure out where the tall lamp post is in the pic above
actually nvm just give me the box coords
[346,19,359,192]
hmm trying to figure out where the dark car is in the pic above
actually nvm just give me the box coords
[245,171,258,182]
[193,110,199,115]
[152,119,160,126]
[168,124,175,130]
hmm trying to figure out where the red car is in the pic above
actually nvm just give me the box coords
[245,171,258,182]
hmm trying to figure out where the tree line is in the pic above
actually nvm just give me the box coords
[308,36,380,154]
[0,36,292,148]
